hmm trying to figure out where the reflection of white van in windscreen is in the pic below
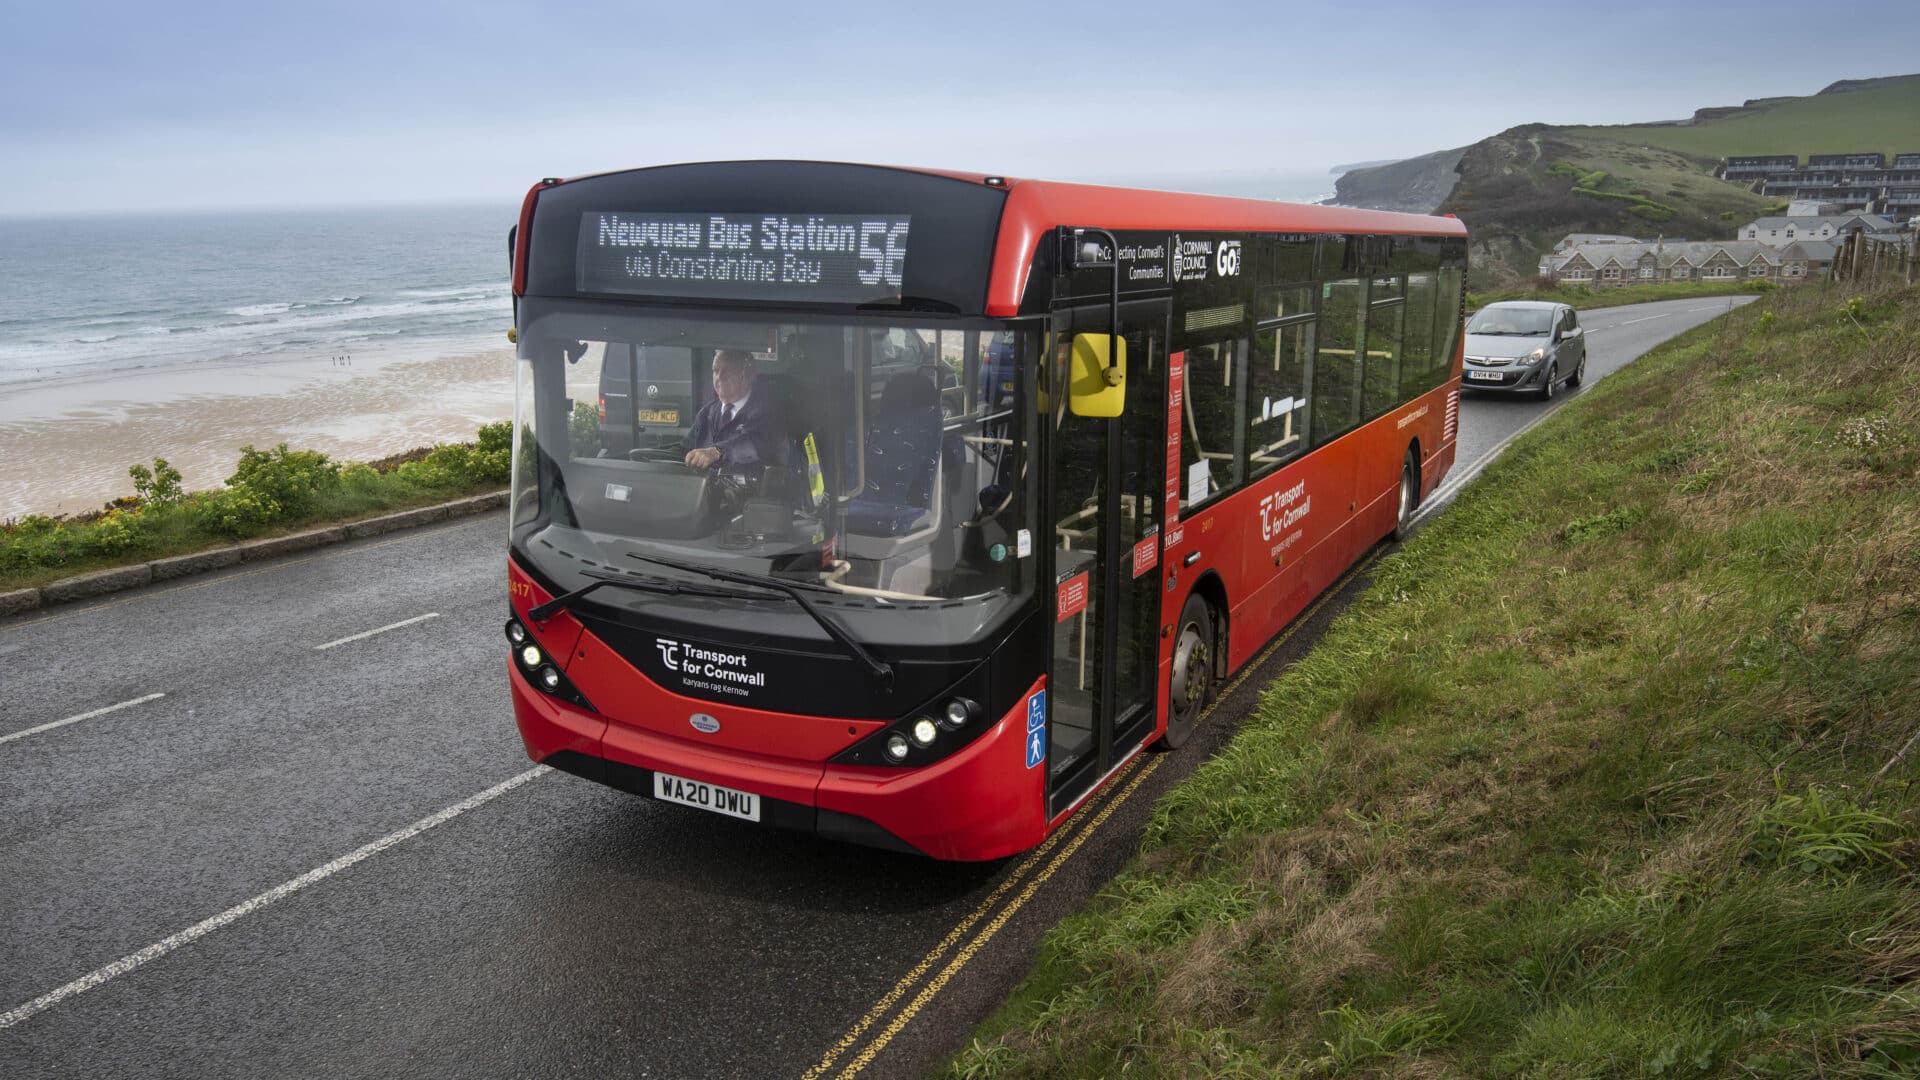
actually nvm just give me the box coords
[597,345,694,456]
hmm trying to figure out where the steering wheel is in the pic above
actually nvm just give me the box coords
[627,447,691,464]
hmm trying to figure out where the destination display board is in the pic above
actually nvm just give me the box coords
[578,211,911,303]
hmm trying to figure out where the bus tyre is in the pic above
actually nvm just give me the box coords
[1157,592,1215,751]
[1392,452,1419,541]
[1537,362,1558,402]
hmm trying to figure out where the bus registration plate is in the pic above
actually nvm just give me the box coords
[653,771,761,822]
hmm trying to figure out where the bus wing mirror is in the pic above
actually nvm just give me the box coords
[1068,333,1126,418]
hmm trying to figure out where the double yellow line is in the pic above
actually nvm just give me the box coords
[800,548,1383,1079]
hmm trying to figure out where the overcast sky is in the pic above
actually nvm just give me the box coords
[3,0,1915,215]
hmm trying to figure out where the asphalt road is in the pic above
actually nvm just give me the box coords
[0,296,1750,1079]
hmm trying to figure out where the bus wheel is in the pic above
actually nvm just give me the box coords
[1392,452,1419,541]
[1158,593,1215,750]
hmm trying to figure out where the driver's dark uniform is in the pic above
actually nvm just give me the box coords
[683,391,788,469]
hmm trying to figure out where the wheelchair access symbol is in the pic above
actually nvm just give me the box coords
[1025,690,1046,769]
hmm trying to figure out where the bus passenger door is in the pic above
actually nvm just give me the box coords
[1045,299,1169,817]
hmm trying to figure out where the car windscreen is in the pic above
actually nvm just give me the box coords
[1467,307,1555,335]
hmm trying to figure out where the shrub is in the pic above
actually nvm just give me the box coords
[127,458,185,508]
[570,401,600,455]
[394,440,510,489]
[188,487,282,538]
[227,444,339,518]
[476,420,512,455]
[84,509,147,556]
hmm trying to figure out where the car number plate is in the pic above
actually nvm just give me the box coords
[635,408,681,424]
[653,771,761,822]
[1467,370,1504,382]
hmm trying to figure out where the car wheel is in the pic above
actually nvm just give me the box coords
[1156,592,1215,751]
[1567,355,1585,388]
[1392,452,1419,540]
[1537,362,1558,402]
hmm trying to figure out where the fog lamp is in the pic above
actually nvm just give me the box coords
[520,644,543,668]
[885,734,911,761]
[911,718,939,747]
[539,666,562,690]
[506,621,528,645]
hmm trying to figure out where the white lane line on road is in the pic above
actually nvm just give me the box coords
[1417,406,1563,524]
[0,765,551,1032]
[0,693,167,748]
[1616,313,1673,326]
[315,612,440,651]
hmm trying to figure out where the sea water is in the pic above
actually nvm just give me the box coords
[0,203,515,388]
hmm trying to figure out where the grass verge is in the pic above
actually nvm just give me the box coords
[946,281,1920,1077]
[0,424,511,593]
[1469,279,1776,314]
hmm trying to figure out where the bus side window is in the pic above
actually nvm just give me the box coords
[1248,285,1314,480]
[1311,278,1366,444]
[1362,275,1405,419]
[1433,265,1465,383]
[1179,337,1242,508]
[1399,271,1438,400]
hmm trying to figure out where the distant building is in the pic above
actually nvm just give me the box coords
[1738,213,1894,247]
[1542,239,1836,287]
[1716,152,1920,220]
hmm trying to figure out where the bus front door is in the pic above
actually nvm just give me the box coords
[1045,299,1169,817]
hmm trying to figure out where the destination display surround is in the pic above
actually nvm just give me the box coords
[578,211,911,302]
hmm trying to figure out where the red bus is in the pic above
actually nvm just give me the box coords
[504,162,1466,860]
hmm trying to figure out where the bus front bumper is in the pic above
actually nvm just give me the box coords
[510,671,1046,861]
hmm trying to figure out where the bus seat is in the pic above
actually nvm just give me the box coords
[845,373,943,538]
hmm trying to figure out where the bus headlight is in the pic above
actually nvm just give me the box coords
[520,644,543,668]
[885,734,911,761]
[506,621,528,645]
[911,718,939,747]
[539,667,562,690]
[940,698,976,731]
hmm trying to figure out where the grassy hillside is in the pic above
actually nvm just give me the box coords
[1561,75,1920,162]
[1442,130,1775,286]
[947,282,1920,1078]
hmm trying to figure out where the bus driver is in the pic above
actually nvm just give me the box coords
[682,349,787,471]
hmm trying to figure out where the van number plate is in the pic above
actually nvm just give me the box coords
[635,408,681,424]
[653,771,761,822]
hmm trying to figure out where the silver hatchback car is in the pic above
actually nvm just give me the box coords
[1461,301,1586,400]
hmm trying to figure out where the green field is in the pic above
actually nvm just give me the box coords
[947,282,1920,1077]
[1561,75,1920,162]
[1467,279,1777,314]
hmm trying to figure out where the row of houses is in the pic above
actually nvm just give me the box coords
[1718,153,1920,219]
[1538,211,1913,287]
[1540,238,1836,287]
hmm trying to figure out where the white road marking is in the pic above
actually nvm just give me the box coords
[1617,313,1672,326]
[0,693,167,747]
[315,612,440,651]
[0,765,551,1031]
[1417,405,1561,523]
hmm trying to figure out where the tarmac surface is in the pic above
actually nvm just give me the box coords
[0,296,1750,1078]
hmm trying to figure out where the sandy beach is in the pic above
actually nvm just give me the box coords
[0,340,515,520]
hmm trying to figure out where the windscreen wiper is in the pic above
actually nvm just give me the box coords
[527,568,765,622]
[626,553,895,689]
